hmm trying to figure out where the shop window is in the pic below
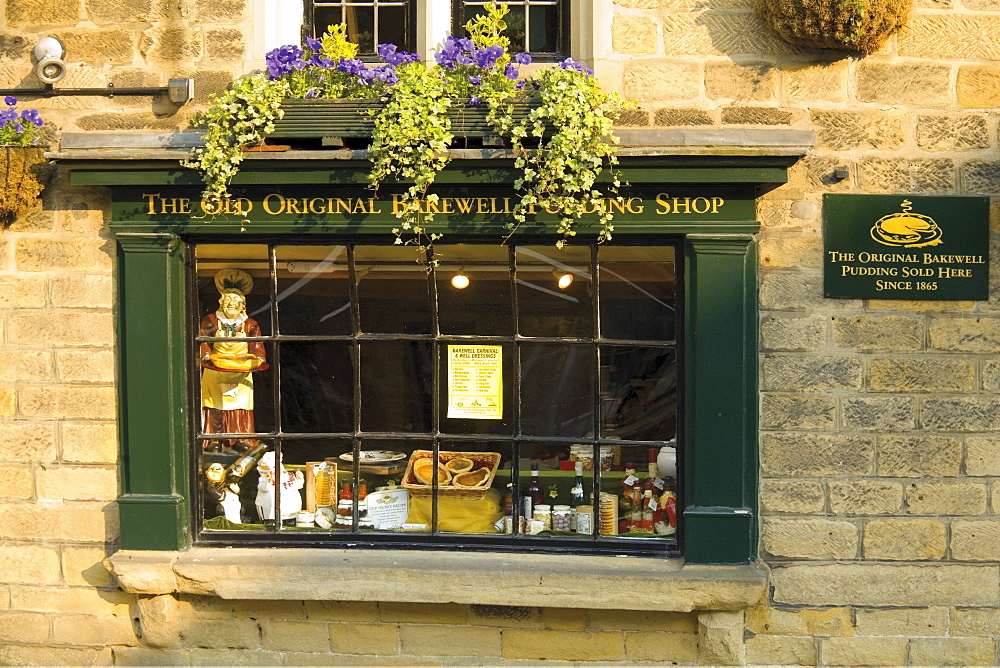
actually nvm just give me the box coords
[306,0,417,54]
[195,241,679,556]
[454,0,568,58]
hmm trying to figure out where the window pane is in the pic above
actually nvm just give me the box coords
[275,246,351,336]
[520,343,594,438]
[279,341,354,433]
[198,339,274,440]
[376,3,408,49]
[357,438,426,533]
[356,246,431,334]
[278,438,352,532]
[599,346,677,441]
[345,5,375,53]
[195,244,272,336]
[429,441,511,535]
[527,3,559,53]
[606,445,676,538]
[439,342,514,436]
[436,245,512,336]
[517,442,596,538]
[200,439,275,529]
[599,246,677,342]
[360,341,433,432]
[516,246,593,338]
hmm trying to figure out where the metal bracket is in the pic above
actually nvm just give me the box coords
[0,78,194,105]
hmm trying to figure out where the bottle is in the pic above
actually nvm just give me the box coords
[221,441,268,490]
[314,460,333,508]
[627,480,642,532]
[641,489,654,531]
[336,482,353,527]
[644,447,662,497]
[524,464,542,519]
[568,461,585,531]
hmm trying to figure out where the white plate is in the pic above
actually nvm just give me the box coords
[339,450,407,465]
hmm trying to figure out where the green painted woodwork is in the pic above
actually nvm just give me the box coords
[95,153,783,561]
[116,233,191,550]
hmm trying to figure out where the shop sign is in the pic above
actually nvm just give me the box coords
[824,194,989,300]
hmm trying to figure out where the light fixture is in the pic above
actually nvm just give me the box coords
[555,270,574,289]
[451,271,470,290]
[33,37,65,85]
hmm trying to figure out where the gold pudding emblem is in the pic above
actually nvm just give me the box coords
[870,200,942,248]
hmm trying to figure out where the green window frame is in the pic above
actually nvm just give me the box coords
[89,152,791,564]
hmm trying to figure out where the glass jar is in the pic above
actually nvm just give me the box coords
[533,504,552,530]
[552,505,572,531]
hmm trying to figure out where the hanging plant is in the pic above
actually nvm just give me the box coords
[0,96,49,229]
[755,0,913,54]
[184,2,630,261]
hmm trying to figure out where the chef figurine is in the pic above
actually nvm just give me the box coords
[255,451,304,524]
[203,462,242,523]
[200,268,266,453]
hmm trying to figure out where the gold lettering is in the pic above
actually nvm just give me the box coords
[691,197,711,214]
[626,197,644,214]
[263,193,285,215]
[477,198,489,213]
[455,198,475,214]
[142,193,159,215]
[655,193,671,215]
[712,197,724,214]
[391,194,407,216]
[309,198,327,215]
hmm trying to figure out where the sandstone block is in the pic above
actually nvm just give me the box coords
[86,0,153,24]
[762,518,858,559]
[233,600,306,620]
[0,387,15,417]
[859,157,956,195]
[0,500,116,542]
[878,434,961,477]
[761,394,836,429]
[19,386,116,420]
[589,609,696,633]
[762,432,874,476]
[110,647,191,665]
[781,61,848,103]
[855,607,948,637]
[0,611,49,643]
[909,637,996,666]
[0,33,30,60]
[917,114,990,151]
[829,480,902,515]
[136,594,180,649]
[612,16,659,54]
[502,629,624,661]
[206,28,246,61]
[195,0,245,20]
[951,520,1000,561]
[760,479,825,513]
[0,645,102,666]
[771,563,999,607]
[56,349,115,383]
[870,358,974,393]
[966,436,1000,476]
[11,584,132,615]
[821,636,908,666]
[52,29,134,65]
[623,61,700,101]
[962,160,1000,195]
[61,422,118,464]
[9,311,113,346]
[617,108,649,126]
[746,635,816,665]
[378,602,467,625]
[721,106,794,125]
[140,26,203,62]
[399,624,501,657]
[800,155,854,192]
[54,189,110,234]
[762,355,862,391]
[661,12,796,56]
[181,618,261,649]
[175,595,234,619]
[188,648,279,665]
[305,601,379,623]
[899,15,1000,60]
[0,545,61,585]
[6,0,81,27]
[0,349,54,382]
[0,423,57,461]
[758,234,822,268]
[624,631,698,663]
[705,62,776,101]
[812,110,906,151]
[864,518,946,560]
[698,610,744,666]
[261,620,329,652]
[653,108,713,125]
[930,317,1000,353]
[906,481,986,516]
[842,396,915,431]
[15,238,112,272]
[950,608,1000,636]
[923,398,1000,432]
[0,276,46,308]
[832,315,923,351]
[760,314,827,352]
[53,614,139,647]
[746,605,851,637]
[36,465,118,501]
[856,63,950,107]
[174,69,238,105]
[760,270,860,310]
[62,545,112,587]
[0,464,33,499]
[539,607,587,630]
[327,622,398,655]
[75,112,182,131]
[957,65,1000,108]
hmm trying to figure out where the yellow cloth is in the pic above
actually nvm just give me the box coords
[406,488,503,533]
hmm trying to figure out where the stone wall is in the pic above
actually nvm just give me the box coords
[1,0,1000,664]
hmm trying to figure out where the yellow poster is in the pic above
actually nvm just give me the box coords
[448,345,503,420]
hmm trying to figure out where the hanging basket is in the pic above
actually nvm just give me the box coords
[755,0,912,54]
[0,146,49,228]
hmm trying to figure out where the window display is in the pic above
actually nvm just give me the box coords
[195,242,679,554]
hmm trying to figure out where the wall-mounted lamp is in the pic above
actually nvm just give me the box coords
[450,271,471,290]
[0,37,194,105]
[555,270,574,289]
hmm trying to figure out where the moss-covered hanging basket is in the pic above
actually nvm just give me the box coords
[0,146,49,228]
[755,0,912,54]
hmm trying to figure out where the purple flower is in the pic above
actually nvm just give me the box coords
[304,88,318,98]
[4,95,16,106]
[558,57,594,77]
[0,109,16,124]
[306,37,322,51]
[20,108,42,127]
[504,63,518,80]
[514,52,531,65]
[472,45,504,69]
[468,75,482,86]
[469,96,481,106]
[377,43,419,67]
[265,44,305,79]
[14,122,23,133]
[514,80,526,91]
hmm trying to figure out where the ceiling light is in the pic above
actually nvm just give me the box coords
[451,272,470,289]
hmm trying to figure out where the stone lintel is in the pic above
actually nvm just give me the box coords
[106,548,768,612]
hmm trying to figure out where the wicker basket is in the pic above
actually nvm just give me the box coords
[0,146,48,228]
[755,0,912,54]
[401,450,502,501]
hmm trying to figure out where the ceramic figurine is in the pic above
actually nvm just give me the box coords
[255,451,304,522]
[203,462,242,523]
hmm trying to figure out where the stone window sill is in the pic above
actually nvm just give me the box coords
[105,548,767,612]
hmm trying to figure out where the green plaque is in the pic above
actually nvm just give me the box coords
[824,194,989,300]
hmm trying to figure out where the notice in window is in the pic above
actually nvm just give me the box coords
[448,345,502,419]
